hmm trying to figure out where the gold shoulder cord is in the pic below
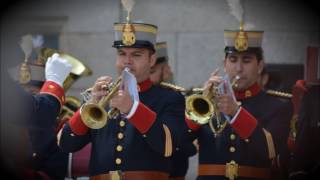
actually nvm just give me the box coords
[266,89,292,98]
[159,82,186,92]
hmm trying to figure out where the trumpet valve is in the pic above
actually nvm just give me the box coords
[101,84,108,90]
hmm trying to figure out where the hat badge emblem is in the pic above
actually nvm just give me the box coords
[235,22,248,52]
[122,23,136,46]
[19,62,31,84]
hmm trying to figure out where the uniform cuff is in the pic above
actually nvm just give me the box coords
[229,107,242,124]
[69,109,88,135]
[230,107,257,139]
[185,116,201,131]
[40,81,65,107]
[125,100,139,119]
[56,117,70,133]
[128,102,156,134]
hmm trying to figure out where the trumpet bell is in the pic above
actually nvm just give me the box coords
[185,94,214,125]
[80,103,108,129]
[79,76,122,129]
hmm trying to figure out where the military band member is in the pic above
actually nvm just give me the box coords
[1,53,72,179]
[150,42,197,180]
[184,25,293,179]
[17,47,91,180]
[257,67,269,90]
[150,42,174,84]
[21,53,73,180]
[59,21,186,179]
[289,82,320,180]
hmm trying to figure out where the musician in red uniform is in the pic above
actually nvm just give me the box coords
[289,82,320,180]
[184,25,293,179]
[59,20,186,179]
[1,53,72,179]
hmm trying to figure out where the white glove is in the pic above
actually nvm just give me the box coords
[45,53,72,87]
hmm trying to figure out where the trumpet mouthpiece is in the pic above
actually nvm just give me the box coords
[124,67,130,72]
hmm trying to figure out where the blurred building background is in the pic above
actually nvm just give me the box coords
[1,0,319,179]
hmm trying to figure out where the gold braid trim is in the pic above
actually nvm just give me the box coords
[266,89,292,98]
[159,82,186,92]
[114,23,157,34]
[289,114,298,140]
[262,128,276,159]
[159,82,203,93]
[163,124,173,157]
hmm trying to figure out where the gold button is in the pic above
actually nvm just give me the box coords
[49,85,56,90]
[116,145,123,152]
[245,90,252,97]
[70,133,75,137]
[115,158,122,165]
[245,139,250,143]
[230,134,236,140]
[119,120,125,127]
[142,134,147,138]
[188,129,192,133]
[117,133,124,139]
[32,153,37,157]
[229,146,236,153]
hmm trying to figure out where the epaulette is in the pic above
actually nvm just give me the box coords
[266,89,292,98]
[159,82,186,92]
[159,82,204,96]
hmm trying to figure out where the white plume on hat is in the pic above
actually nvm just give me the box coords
[226,0,255,30]
[32,34,44,61]
[121,0,135,13]
[20,34,33,62]
[32,34,44,49]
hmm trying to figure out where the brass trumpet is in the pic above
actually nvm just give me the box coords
[160,81,217,124]
[80,77,122,129]
[185,75,240,131]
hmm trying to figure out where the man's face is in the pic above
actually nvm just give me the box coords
[224,52,264,91]
[150,63,165,84]
[116,47,156,83]
[162,63,173,82]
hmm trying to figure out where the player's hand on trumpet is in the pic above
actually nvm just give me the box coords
[91,76,113,103]
[110,82,133,115]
